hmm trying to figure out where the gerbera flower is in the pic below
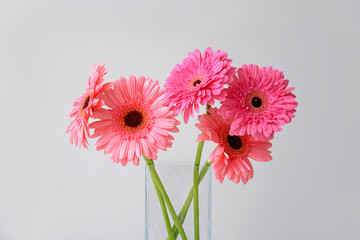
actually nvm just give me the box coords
[219,64,298,140]
[66,62,112,148]
[195,108,272,184]
[164,48,236,123]
[90,75,180,166]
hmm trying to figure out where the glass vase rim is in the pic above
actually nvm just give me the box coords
[149,159,210,167]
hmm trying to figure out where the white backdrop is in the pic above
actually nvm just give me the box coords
[1,0,359,239]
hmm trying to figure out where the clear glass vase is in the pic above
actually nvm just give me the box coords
[145,162,212,240]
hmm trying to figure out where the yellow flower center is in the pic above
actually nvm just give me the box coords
[119,108,147,132]
[223,130,247,155]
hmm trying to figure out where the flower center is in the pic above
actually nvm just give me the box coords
[193,79,202,86]
[251,97,262,108]
[82,96,90,110]
[189,75,205,88]
[227,135,242,150]
[124,110,143,128]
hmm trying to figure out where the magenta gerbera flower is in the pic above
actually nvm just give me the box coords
[195,108,272,184]
[66,62,112,148]
[219,64,298,140]
[164,48,236,123]
[90,76,180,166]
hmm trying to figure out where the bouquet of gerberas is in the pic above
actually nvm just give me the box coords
[66,48,298,240]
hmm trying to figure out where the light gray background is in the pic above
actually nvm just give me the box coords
[1,0,359,239]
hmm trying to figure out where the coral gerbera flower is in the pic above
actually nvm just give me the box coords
[195,108,272,184]
[219,64,298,140]
[90,76,180,166]
[164,48,236,123]
[66,62,112,148]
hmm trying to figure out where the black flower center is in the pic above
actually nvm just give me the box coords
[227,135,242,150]
[193,80,202,87]
[251,97,262,108]
[124,110,143,128]
[82,96,90,110]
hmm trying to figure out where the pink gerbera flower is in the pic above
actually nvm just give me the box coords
[90,76,180,166]
[66,62,112,148]
[195,108,272,184]
[219,64,298,140]
[164,48,236,123]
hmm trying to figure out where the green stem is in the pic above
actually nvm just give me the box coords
[144,156,188,240]
[193,141,204,240]
[169,104,212,240]
[193,104,210,240]
[169,161,211,240]
[151,171,174,239]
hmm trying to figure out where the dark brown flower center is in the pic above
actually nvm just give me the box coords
[82,96,90,110]
[124,110,143,128]
[227,135,242,150]
[251,97,262,108]
[193,79,202,86]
